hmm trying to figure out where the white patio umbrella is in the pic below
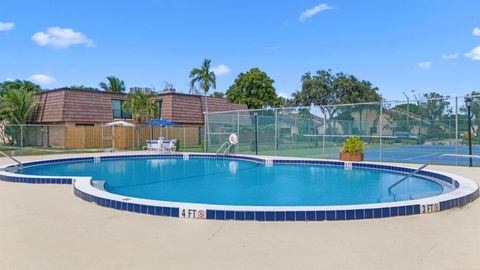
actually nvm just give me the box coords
[104,121,135,150]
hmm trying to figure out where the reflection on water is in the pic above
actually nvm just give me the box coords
[19,158,445,206]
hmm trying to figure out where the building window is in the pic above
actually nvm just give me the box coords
[155,100,162,119]
[112,100,132,119]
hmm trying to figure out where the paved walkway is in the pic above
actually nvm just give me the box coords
[1,153,479,270]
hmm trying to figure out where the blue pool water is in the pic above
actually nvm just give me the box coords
[19,158,445,206]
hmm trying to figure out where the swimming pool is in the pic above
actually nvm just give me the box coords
[1,153,478,221]
[20,156,444,206]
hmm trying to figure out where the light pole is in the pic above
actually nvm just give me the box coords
[402,91,410,131]
[411,89,421,143]
[465,97,473,167]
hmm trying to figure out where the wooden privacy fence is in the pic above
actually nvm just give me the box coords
[64,126,201,149]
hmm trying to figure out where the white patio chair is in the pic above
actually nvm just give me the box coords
[162,139,176,153]
[145,140,154,151]
[153,139,164,152]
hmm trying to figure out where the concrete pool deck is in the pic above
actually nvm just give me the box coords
[1,152,479,270]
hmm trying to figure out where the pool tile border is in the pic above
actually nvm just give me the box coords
[1,153,478,221]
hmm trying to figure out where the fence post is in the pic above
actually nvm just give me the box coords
[20,125,23,148]
[323,109,326,157]
[419,118,423,145]
[64,126,67,149]
[307,115,310,148]
[455,97,459,165]
[45,125,49,147]
[203,113,207,152]
[138,126,140,148]
[183,126,186,152]
[237,111,240,154]
[379,101,383,162]
[254,112,258,155]
[274,109,278,156]
[112,125,115,151]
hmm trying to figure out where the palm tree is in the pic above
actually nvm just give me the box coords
[122,91,157,123]
[189,59,216,151]
[99,76,125,93]
[0,88,38,124]
[0,87,39,146]
[189,59,216,107]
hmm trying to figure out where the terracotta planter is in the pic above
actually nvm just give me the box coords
[339,151,364,161]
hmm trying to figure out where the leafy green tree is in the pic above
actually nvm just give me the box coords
[226,68,281,109]
[392,92,451,139]
[99,76,125,93]
[278,96,295,107]
[459,91,480,137]
[420,92,450,121]
[465,91,480,121]
[292,69,380,132]
[417,92,451,139]
[211,91,225,98]
[69,85,98,91]
[292,69,380,107]
[0,79,41,96]
[122,91,157,123]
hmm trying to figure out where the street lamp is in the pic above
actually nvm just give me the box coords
[402,91,410,131]
[465,96,473,167]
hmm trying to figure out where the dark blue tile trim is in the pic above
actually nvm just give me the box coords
[3,154,479,221]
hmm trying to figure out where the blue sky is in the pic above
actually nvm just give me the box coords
[0,0,479,100]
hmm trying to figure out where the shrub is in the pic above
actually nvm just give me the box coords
[293,133,306,142]
[342,136,364,153]
[175,139,180,151]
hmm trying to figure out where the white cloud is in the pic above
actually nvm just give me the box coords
[473,27,480,37]
[417,61,432,69]
[0,22,15,32]
[28,74,55,85]
[31,27,95,49]
[465,45,480,61]
[299,3,333,22]
[417,61,431,70]
[441,53,459,60]
[5,77,14,81]
[212,64,231,76]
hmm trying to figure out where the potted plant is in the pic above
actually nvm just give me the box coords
[340,136,364,161]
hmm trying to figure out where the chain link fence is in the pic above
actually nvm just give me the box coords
[0,124,204,156]
[206,96,480,166]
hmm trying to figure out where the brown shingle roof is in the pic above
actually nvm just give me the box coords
[34,88,247,125]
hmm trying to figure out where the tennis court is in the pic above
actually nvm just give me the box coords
[277,144,480,166]
[364,145,480,165]
[206,98,480,167]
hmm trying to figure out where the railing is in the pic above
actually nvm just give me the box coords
[0,150,23,169]
[215,134,238,155]
[387,154,480,193]
[216,141,234,155]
